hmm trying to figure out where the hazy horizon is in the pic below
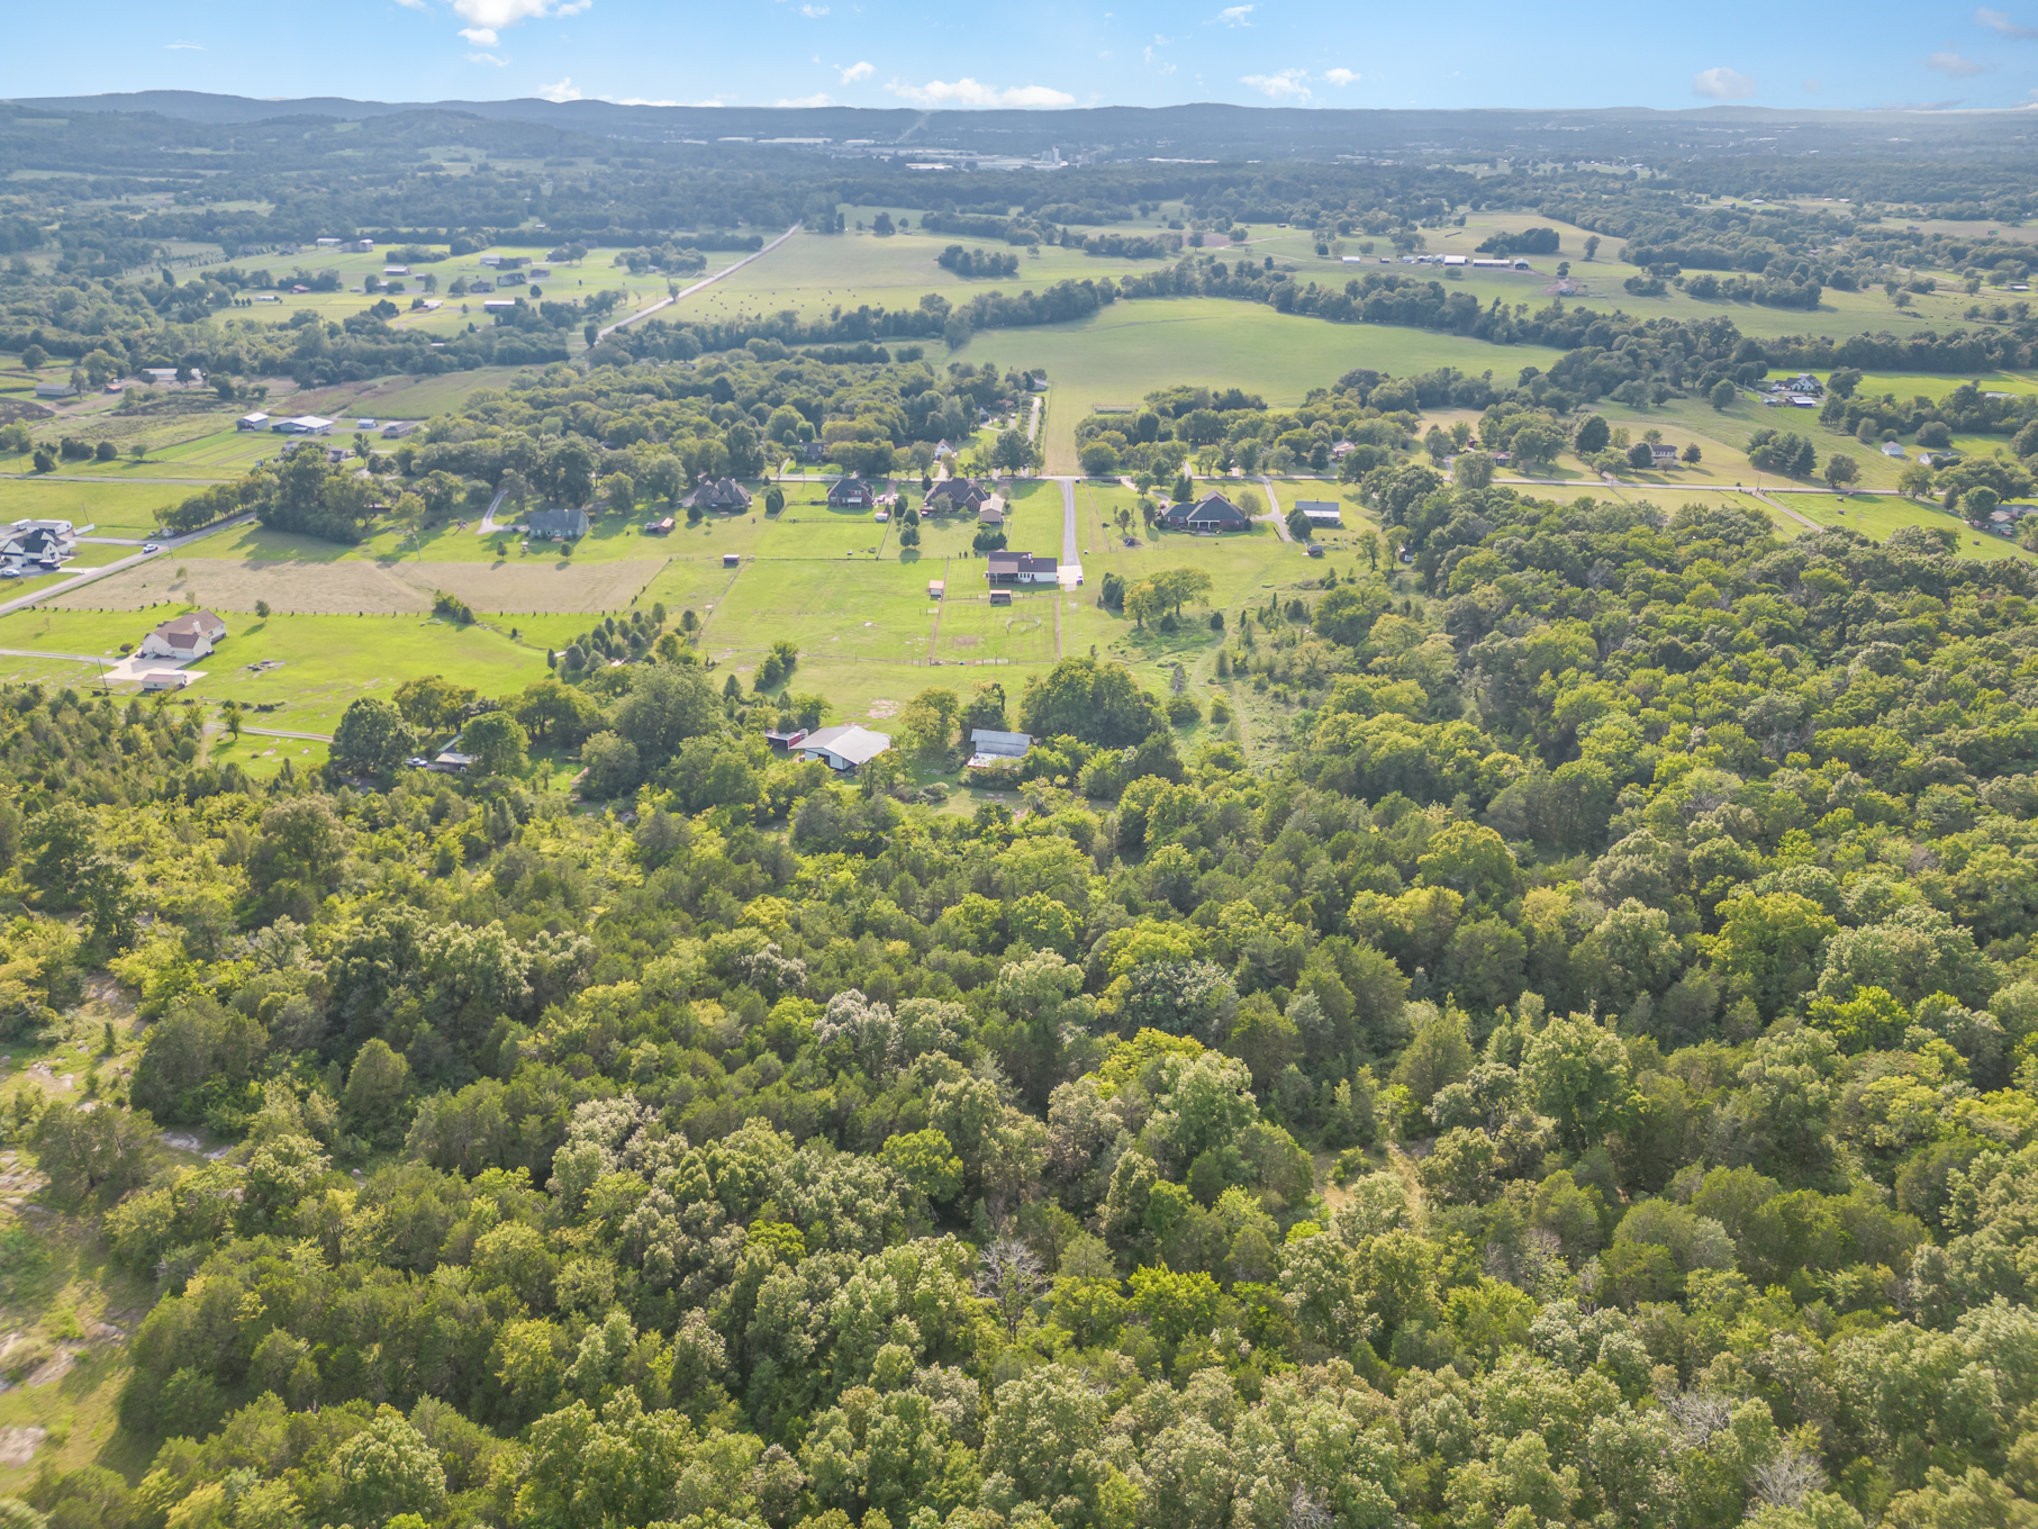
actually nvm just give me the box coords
[5,0,2036,117]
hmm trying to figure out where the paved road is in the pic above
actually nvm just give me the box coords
[474,483,512,536]
[1056,476,1080,576]
[0,514,252,620]
[596,225,802,339]
[1258,476,1295,542]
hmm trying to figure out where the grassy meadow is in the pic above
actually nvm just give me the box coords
[971,298,1565,472]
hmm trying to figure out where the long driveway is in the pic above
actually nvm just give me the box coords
[1056,476,1081,579]
[1258,476,1295,542]
[596,225,801,339]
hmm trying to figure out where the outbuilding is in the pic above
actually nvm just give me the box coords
[799,724,892,772]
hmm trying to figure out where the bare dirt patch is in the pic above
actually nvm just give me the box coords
[53,558,663,616]
[0,1426,45,1465]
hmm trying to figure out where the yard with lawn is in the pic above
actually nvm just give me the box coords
[0,604,556,734]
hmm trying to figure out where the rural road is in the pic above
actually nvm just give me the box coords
[240,725,333,743]
[0,645,105,664]
[0,514,253,620]
[1,472,230,487]
[596,224,802,339]
[1751,489,1821,530]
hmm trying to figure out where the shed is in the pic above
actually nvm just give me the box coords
[989,589,1013,607]
[1294,499,1343,527]
[928,579,945,599]
[722,552,741,568]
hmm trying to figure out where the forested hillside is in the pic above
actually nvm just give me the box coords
[8,474,2038,1527]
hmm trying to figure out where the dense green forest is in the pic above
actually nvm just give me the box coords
[10,471,2038,1526]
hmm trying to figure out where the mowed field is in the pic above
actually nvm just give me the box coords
[678,225,1180,326]
[970,299,1566,473]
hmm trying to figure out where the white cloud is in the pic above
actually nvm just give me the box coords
[798,3,828,13]
[618,96,684,106]
[537,76,582,102]
[777,92,832,107]
[886,77,1076,108]
[1692,66,1756,100]
[1978,7,2038,37]
[454,0,576,25]
[459,25,499,44]
[468,50,509,65]
[1241,68,1311,102]
[1928,50,1987,75]
[838,59,874,83]
[1323,67,1360,87]
[1214,4,1253,24]
[1144,46,1175,74]
[395,0,427,8]
[165,40,204,50]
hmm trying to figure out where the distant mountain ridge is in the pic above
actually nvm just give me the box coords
[7,91,2035,161]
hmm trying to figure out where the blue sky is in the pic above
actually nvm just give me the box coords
[4,1,2036,113]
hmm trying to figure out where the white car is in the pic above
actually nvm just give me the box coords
[142,542,162,553]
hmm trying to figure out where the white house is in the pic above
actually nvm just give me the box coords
[270,415,335,436]
[1882,442,1907,458]
[237,412,272,431]
[799,724,892,772]
[137,610,227,663]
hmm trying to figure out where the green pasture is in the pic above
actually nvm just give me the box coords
[933,591,1059,667]
[19,424,279,483]
[698,559,938,670]
[0,477,193,535]
[1777,491,2035,561]
[680,226,1179,328]
[971,299,1564,473]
